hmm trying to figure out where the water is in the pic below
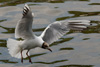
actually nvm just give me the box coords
[0,0,100,67]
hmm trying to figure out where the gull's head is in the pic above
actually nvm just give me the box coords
[42,42,52,52]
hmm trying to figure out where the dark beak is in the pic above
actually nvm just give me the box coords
[47,47,52,52]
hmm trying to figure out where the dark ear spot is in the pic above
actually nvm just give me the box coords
[42,42,48,49]
[42,43,44,48]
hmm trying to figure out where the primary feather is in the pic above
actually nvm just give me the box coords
[40,20,90,44]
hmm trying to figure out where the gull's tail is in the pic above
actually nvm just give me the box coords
[7,38,29,58]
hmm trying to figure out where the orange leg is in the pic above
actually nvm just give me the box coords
[26,50,32,63]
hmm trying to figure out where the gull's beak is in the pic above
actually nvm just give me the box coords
[47,47,52,52]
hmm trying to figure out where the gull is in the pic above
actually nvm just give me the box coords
[7,4,90,63]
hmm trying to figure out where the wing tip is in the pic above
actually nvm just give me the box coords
[22,4,32,17]
[67,20,91,31]
[68,20,90,26]
[24,4,34,16]
[24,4,30,10]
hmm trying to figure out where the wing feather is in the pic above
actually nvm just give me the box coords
[40,20,90,44]
[15,4,36,39]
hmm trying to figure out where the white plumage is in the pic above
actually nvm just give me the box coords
[7,38,29,58]
[7,4,90,63]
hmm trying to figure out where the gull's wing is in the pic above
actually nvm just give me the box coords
[15,4,36,39]
[40,20,90,45]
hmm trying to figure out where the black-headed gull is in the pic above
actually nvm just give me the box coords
[7,4,90,63]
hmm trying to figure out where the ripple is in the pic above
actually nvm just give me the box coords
[34,59,68,64]
[0,39,6,47]
[0,60,17,63]
[83,38,90,40]
[50,37,73,46]
[56,11,100,21]
[0,26,15,34]
[0,0,100,67]
[89,3,100,5]
[24,53,46,60]
[0,19,7,23]
[60,47,74,50]
[56,64,93,67]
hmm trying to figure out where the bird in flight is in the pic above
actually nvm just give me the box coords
[7,4,90,63]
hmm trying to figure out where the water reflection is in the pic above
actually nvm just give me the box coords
[34,59,68,64]
[56,11,100,21]
[0,25,15,34]
[83,38,90,40]
[89,3,100,5]
[0,19,7,23]
[57,65,93,67]
[50,37,73,46]
[24,53,46,60]
[0,60,17,63]
[60,47,74,50]
[0,0,99,67]
[0,39,6,47]
[0,0,89,7]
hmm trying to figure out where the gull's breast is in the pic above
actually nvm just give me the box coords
[22,37,44,50]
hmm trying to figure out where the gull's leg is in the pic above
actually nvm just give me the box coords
[21,50,23,63]
[26,50,32,63]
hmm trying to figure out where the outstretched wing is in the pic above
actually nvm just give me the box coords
[40,20,90,45]
[15,4,36,39]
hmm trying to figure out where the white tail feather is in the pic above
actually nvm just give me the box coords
[7,38,29,58]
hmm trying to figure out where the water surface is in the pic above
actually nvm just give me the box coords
[0,0,100,67]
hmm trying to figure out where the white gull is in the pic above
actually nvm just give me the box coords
[7,4,90,63]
